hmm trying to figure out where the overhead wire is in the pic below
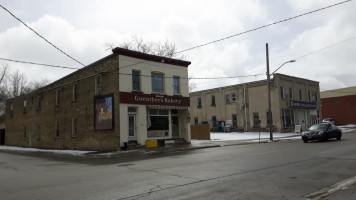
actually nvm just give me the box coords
[118,0,352,70]
[0,57,80,70]
[0,4,86,67]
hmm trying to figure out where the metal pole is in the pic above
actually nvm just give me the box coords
[266,43,273,141]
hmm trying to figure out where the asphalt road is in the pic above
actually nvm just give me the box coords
[1,130,356,200]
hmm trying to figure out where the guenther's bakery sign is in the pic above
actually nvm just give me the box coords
[120,92,190,107]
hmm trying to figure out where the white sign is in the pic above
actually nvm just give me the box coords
[295,125,302,133]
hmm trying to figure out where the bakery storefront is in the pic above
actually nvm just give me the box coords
[119,92,191,147]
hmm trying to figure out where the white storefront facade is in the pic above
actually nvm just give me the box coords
[116,48,191,147]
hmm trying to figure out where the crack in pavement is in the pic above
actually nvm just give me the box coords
[117,158,315,200]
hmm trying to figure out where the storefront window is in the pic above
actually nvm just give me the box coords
[148,109,169,131]
[281,109,295,128]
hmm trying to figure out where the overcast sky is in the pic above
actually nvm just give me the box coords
[0,0,355,92]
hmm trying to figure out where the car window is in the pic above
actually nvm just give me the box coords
[331,124,337,129]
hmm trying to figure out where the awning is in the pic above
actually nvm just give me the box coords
[147,105,189,110]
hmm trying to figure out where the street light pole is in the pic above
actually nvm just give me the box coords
[266,43,296,141]
[266,43,272,141]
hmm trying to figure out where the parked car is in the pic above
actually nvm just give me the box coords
[322,118,335,124]
[301,123,342,143]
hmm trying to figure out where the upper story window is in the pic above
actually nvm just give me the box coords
[152,72,164,93]
[95,75,102,95]
[197,97,202,108]
[280,86,285,99]
[289,88,293,99]
[10,104,13,116]
[56,89,60,105]
[299,89,303,100]
[308,91,311,101]
[315,91,318,102]
[72,117,78,137]
[211,95,216,106]
[36,96,41,110]
[73,83,78,101]
[23,100,27,113]
[226,94,230,103]
[173,76,180,95]
[132,70,140,91]
[231,93,236,101]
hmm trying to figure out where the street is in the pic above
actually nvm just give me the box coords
[1,130,356,200]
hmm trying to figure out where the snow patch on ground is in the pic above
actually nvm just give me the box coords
[210,132,299,141]
[0,146,94,156]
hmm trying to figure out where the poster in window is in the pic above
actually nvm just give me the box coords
[95,95,113,130]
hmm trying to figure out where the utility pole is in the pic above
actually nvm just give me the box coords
[266,43,273,141]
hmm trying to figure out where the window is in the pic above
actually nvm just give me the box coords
[36,96,41,110]
[148,109,169,130]
[152,72,164,93]
[95,75,102,95]
[212,116,217,127]
[315,92,318,102]
[281,109,295,128]
[299,89,303,100]
[55,120,60,138]
[10,104,13,116]
[266,111,273,127]
[231,93,236,101]
[197,97,202,108]
[23,127,27,138]
[226,94,230,103]
[173,76,180,95]
[308,91,311,101]
[72,118,77,137]
[132,71,140,91]
[23,100,27,113]
[128,107,137,113]
[211,95,216,106]
[232,114,237,127]
[37,124,41,140]
[73,83,78,101]
[280,86,285,99]
[253,113,260,127]
[289,88,293,99]
[56,89,60,105]
[194,117,198,125]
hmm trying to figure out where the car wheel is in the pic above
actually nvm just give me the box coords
[303,139,308,143]
[323,134,329,142]
[336,133,341,140]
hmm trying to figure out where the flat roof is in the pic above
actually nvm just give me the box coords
[320,86,356,98]
[190,73,319,94]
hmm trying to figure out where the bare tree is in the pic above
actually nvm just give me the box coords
[188,77,197,92]
[0,63,50,116]
[106,35,187,60]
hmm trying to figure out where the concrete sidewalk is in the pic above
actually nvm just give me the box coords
[91,134,301,157]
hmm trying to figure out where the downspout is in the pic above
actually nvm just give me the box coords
[243,84,248,132]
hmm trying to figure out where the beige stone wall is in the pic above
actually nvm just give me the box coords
[190,74,321,132]
[5,55,121,151]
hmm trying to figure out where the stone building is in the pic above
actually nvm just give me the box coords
[190,73,321,132]
[5,48,191,151]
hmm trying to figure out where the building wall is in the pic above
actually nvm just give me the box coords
[321,95,356,125]
[118,54,191,146]
[5,55,121,151]
[189,74,321,132]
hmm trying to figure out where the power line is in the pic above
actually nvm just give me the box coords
[0,57,80,70]
[269,34,356,72]
[0,4,86,67]
[118,0,352,70]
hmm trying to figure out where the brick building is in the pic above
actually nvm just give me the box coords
[5,48,191,151]
[321,86,356,125]
[190,74,321,132]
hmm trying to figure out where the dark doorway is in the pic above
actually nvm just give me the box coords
[0,129,5,145]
